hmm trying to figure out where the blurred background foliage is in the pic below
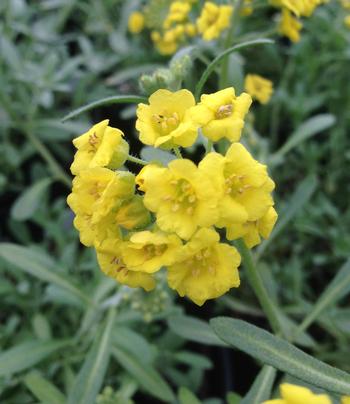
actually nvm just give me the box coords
[0,0,349,403]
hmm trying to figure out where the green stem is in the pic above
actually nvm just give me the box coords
[173,146,183,159]
[219,0,244,89]
[25,130,71,188]
[236,239,282,335]
[205,140,213,154]
[127,155,149,166]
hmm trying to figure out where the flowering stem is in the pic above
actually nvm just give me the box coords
[127,155,149,166]
[173,146,183,159]
[219,0,244,89]
[236,239,283,335]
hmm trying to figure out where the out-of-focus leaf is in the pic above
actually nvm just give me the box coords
[174,351,212,370]
[24,371,66,404]
[241,365,276,404]
[178,386,201,404]
[11,178,52,221]
[211,317,350,395]
[0,340,70,377]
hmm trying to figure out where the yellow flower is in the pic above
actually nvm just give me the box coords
[342,397,350,404]
[263,383,332,404]
[122,230,182,273]
[197,2,233,41]
[342,0,350,10]
[114,195,151,230]
[245,74,274,105]
[128,11,145,34]
[136,163,164,192]
[226,207,278,247]
[163,2,191,29]
[200,144,275,228]
[185,23,197,36]
[279,8,303,43]
[140,159,219,240]
[70,120,129,176]
[190,87,252,142]
[136,89,199,149]
[167,228,241,305]
[345,15,350,28]
[270,0,323,17]
[241,0,253,16]
[96,238,155,291]
[67,168,135,246]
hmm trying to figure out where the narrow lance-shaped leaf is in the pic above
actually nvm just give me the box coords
[67,308,116,404]
[241,365,276,404]
[257,175,318,259]
[0,340,71,377]
[211,317,350,395]
[0,243,92,305]
[24,371,66,404]
[295,257,350,336]
[62,94,148,122]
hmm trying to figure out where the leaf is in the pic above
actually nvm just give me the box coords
[112,346,175,402]
[0,243,92,305]
[295,257,350,335]
[241,365,276,404]
[271,114,336,162]
[174,351,212,370]
[227,392,242,404]
[168,315,227,346]
[178,386,201,404]
[140,146,176,165]
[211,317,350,395]
[11,178,52,221]
[257,175,318,258]
[0,340,70,377]
[67,309,116,404]
[62,95,148,122]
[195,39,274,100]
[24,371,66,404]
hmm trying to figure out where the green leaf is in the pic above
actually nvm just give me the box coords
[11,178,52,221]
[211,317,350,395]
[67,309,116,404]
[195,39,274,100]
[0,340,70,377]
[112,346,175,402]
[168,315,227,346]
[0,243,92,305]
[257,175,318,258]
[178,386,201,404]
[227,392,242,404]
[241,365,276,404]
[24,371,66,404]
[271,114,336,162]
[295,257,350,336]
[174,351,212,370]
[140,146,176,165]
[62,95,148,122]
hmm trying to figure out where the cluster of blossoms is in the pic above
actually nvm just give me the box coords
[67,87,277,306]
[270,0,328,42]
[262,383,350,404]
[128,0,252,55]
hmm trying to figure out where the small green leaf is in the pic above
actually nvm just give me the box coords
[178,386,201,404]
[227,392,242,404]
[257,175,318,258]
[211,317,350,395]
[0,340,70,377]
[241,365,276,404]
[140,146,176,165]
[24,371,66,404]
[67,309,116,404]
[0,243,92,305]
[168,315,227,346]
[174,351,212,370]
[295,257,350,336]
[271,114,336,162]
[11,178,52,221]
[112,346,175,402]
[62,95,148,122]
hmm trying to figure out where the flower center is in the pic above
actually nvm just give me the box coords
[88,132,99,152]
[225,173,250,197]
[152,111,180,135]
[163,179,197,215]
[144,244,167,258]
[190,247,216,277]
[216,104,233,119]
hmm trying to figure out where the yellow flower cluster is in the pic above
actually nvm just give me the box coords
[127,0,256,55]
[245,74,274,105]
[67,88,277,306]
[270,0,326,42]
[262,383,350,404]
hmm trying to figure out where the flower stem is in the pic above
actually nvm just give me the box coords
[173,146,183,159]
[219,0,244,89]
[127,155,149,166]
[236,239,283,335]
[205,140,213,154]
